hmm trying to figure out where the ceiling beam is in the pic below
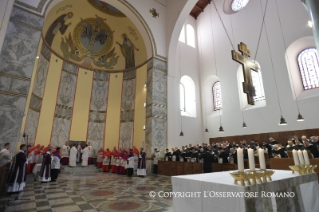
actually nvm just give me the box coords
[195,4,203,12]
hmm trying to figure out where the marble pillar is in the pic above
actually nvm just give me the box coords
[145,58,167,175]
[119,70,136,150]
[87,71,110,154]
[24,44,51,145]
[50,62,78,148]
[0,7,43,150]
[306,0,319,54]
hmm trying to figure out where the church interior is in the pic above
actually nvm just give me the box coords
[0,0,319,211]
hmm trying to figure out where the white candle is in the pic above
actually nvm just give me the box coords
[258,148,266,169]
[303,150,310,165]
[292,150,300,166]
[237,148,244,172]
[298,150,305,165]
[248,148,255,171]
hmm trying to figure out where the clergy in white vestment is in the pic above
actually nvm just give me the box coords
[38,148,52,182]
[76,142,81,163]
[127,149,135,177]
[137,148,146,176]
[61,141,70,165]
[69,145,77,167]
[6,144,28,192]
[87,142,93,164]
[81,145,89,167]
[0,143,12,167]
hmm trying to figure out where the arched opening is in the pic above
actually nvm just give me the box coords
[180,75,196,117]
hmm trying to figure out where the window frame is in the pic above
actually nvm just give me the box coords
[212,81,222,111]
[297,48,319,90]
[180,83,186,112]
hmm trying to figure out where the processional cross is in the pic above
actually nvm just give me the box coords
[232,42,258,105]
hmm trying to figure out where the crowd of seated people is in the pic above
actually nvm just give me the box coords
[163,135,319,165]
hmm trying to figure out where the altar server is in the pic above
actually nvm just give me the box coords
[81,144,89,167]
[102,149,111,172]
[6,145,27,192]
[127,149,134,177]
[39,148,52,182]
[61,141,70,165]
[69,144,77,167]
[0,143,11,167]
[137,148,146,176]
[96,148,104,168]
[51,147,61,182]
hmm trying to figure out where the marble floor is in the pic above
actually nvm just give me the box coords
[0,169,173,212]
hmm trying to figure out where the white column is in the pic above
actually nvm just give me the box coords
[0,0,15,52]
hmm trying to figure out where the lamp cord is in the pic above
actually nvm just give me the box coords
[198,26,208,129]
[258,0,283,116]
[274,0,300,114]
[178,12,183,132]
[209,1,222,127]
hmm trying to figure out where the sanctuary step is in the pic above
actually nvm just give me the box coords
[60,164,100,175]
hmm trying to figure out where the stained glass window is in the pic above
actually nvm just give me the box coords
[213,81,222,111]
[251,69,265,102]
[180,83,185,112]
[231,0,250,12]
[297,48,319,90]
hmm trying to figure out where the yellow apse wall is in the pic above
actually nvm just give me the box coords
[21,0,147,149]
[69,68,94,141]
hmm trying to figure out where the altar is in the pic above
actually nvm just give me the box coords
[172,170,319,212]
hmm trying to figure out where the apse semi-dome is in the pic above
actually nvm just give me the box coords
[42,0,146,72]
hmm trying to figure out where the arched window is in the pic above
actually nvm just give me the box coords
[251,68,265,101]
[180,76,196,117]
[212,81,222,111]
[297,48,319,90]
[179,26,185,43]
[231,0,250,12]
[186,24,195,48]
[180,83,185,112]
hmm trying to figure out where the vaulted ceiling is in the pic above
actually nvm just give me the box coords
[190,0,212,19]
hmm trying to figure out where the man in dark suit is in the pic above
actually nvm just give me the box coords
[190,149,198,162]
[164,149,172,161]
[269,137,278,146]
[262,141,272,158]
[229,148,237,165]
[199,150,216,173]
[217,148,228,163]
[303,140,319,158]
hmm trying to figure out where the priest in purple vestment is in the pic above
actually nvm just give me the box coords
[137,148,146,176]
[6,144,28,192]
[39,148,52,182]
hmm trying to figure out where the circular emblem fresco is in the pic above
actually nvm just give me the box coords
[73,17,113,58]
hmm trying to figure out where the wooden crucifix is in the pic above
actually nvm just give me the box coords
[232,42,259,105]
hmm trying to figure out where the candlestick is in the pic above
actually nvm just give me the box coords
[258,148,266,170]
[298,150,305,165]
[237,148,244,172]
[292,150,300,166]
[248,148,255,171]
[303,150,310,165]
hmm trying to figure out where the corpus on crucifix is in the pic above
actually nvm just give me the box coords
[232,42,259,105]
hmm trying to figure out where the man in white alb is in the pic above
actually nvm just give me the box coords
[69,144,77,167]
[81,144,89,167]
[87,142,93,164]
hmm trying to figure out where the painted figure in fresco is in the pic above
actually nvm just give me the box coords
[45,12,73,47]
[116,33,139,69]
[79,16,113,56]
